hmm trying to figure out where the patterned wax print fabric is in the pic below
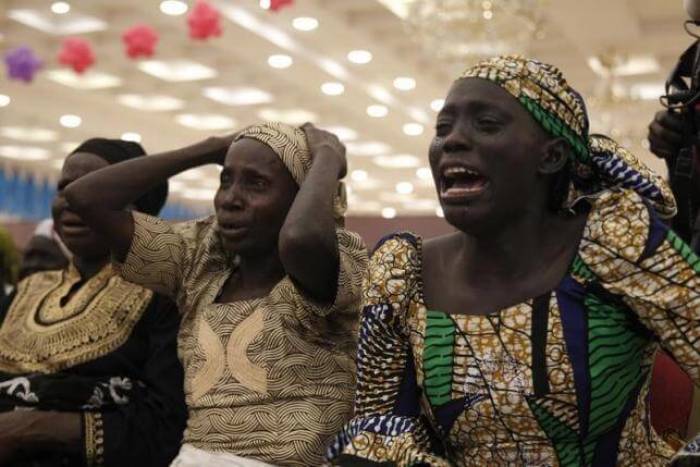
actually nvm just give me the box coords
[327,188,700,467]
[0,263,186,467]
[114,211,367,466]
[461,55,677,219]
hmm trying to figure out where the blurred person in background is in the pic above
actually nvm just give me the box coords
[18,219,70,281]
[0,228,19,302]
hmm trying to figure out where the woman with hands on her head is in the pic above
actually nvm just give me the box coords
[64,122,368,467]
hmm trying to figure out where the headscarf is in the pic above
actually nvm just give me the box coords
[461,55,677,218]
[235,122,347,226]
[70,138,169,216]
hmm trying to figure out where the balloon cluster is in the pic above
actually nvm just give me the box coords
[4,0,295,83]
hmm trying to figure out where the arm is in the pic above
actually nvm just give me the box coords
[279,123,346,304]
[327,236,449,467]
[64,136,232,261]
[0,411,81,463]
[84,296,186,467]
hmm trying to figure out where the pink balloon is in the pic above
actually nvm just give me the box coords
[122,24,159,59]
[57,37,95,74]
[187,1,222,41]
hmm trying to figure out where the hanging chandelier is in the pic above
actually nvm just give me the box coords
[405,0,548,66]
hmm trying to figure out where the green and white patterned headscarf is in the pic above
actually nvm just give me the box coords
[462,55,676,218]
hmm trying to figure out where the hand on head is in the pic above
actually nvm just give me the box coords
[301,122,347,179]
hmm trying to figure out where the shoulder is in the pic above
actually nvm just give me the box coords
[582,188,663,264]
[365,231,422,307]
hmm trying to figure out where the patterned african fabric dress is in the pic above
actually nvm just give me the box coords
[0,263,186,467]
[327,188,700,467]
[115,211,368,467]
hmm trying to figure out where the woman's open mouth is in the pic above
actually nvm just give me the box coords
[439,165,490,203]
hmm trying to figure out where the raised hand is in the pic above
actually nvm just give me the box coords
[302,123,347,179]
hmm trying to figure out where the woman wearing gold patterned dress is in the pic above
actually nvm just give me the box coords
[327,55,700,467]
[0,138,186,467]
[64,123,368,466]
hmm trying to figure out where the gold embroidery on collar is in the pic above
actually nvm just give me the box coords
[0,264,152,373]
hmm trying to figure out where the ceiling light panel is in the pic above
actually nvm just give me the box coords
[138,60,217,82]
[203,87,273,106]
[9,9,106,35]
[47,69,122,89]
[117,94,185,112]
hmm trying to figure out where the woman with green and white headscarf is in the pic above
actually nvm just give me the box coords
[327,55,699,466]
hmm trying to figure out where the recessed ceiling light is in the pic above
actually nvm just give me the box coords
[259,0,271,9]
[345,141,391,156]
[381,207,397,219]
[176,113,235,131]
[396,182,414,194]
[403,122,424,136]
[393,76,416,91]
[203,86,273,106]
[0,95,10,107]
[138,60,217,82]
[0,126,58,142]
[47,69,122,89]
[267,54,293,69]
[292,17,319,31]
[436,206,444,217]
[117,94,184,111]
[324,126,358,141]
[373,154,421,168]
[367,104,389,118]
[321,82,345,96]
[257,108,317,125]
[9,9,107,35]
[347,50,372,64]
[430,99,445,112]
[483,10,493,19]
[59,114,82,128]
[0,145,50,161]
[416,167,432,180]
[351,169,369,182]
[51,2,71,15]
[160,0,188,16]
[121,132,142,143]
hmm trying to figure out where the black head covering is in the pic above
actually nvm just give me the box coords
[70,138,168,216]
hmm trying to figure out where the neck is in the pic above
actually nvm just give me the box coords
[460,205,562,281]
[72,256,109,280]
[235,249,286,288]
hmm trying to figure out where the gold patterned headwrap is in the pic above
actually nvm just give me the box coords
[235,121,347,225]
[461,55,677,218]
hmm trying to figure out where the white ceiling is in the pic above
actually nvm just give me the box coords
[0,0,691,217]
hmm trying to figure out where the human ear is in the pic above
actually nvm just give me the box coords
[539,138,571,175]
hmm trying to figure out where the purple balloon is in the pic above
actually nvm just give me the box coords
[5,46,43,83]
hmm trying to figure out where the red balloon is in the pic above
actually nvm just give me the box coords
[187,1,222,40]
[269,0,294,12]
[122,24,159,59]
[57,37,95,74]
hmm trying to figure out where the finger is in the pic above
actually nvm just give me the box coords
[657,109,685,133]
[649,120,684,146]
[649,142,677,159]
